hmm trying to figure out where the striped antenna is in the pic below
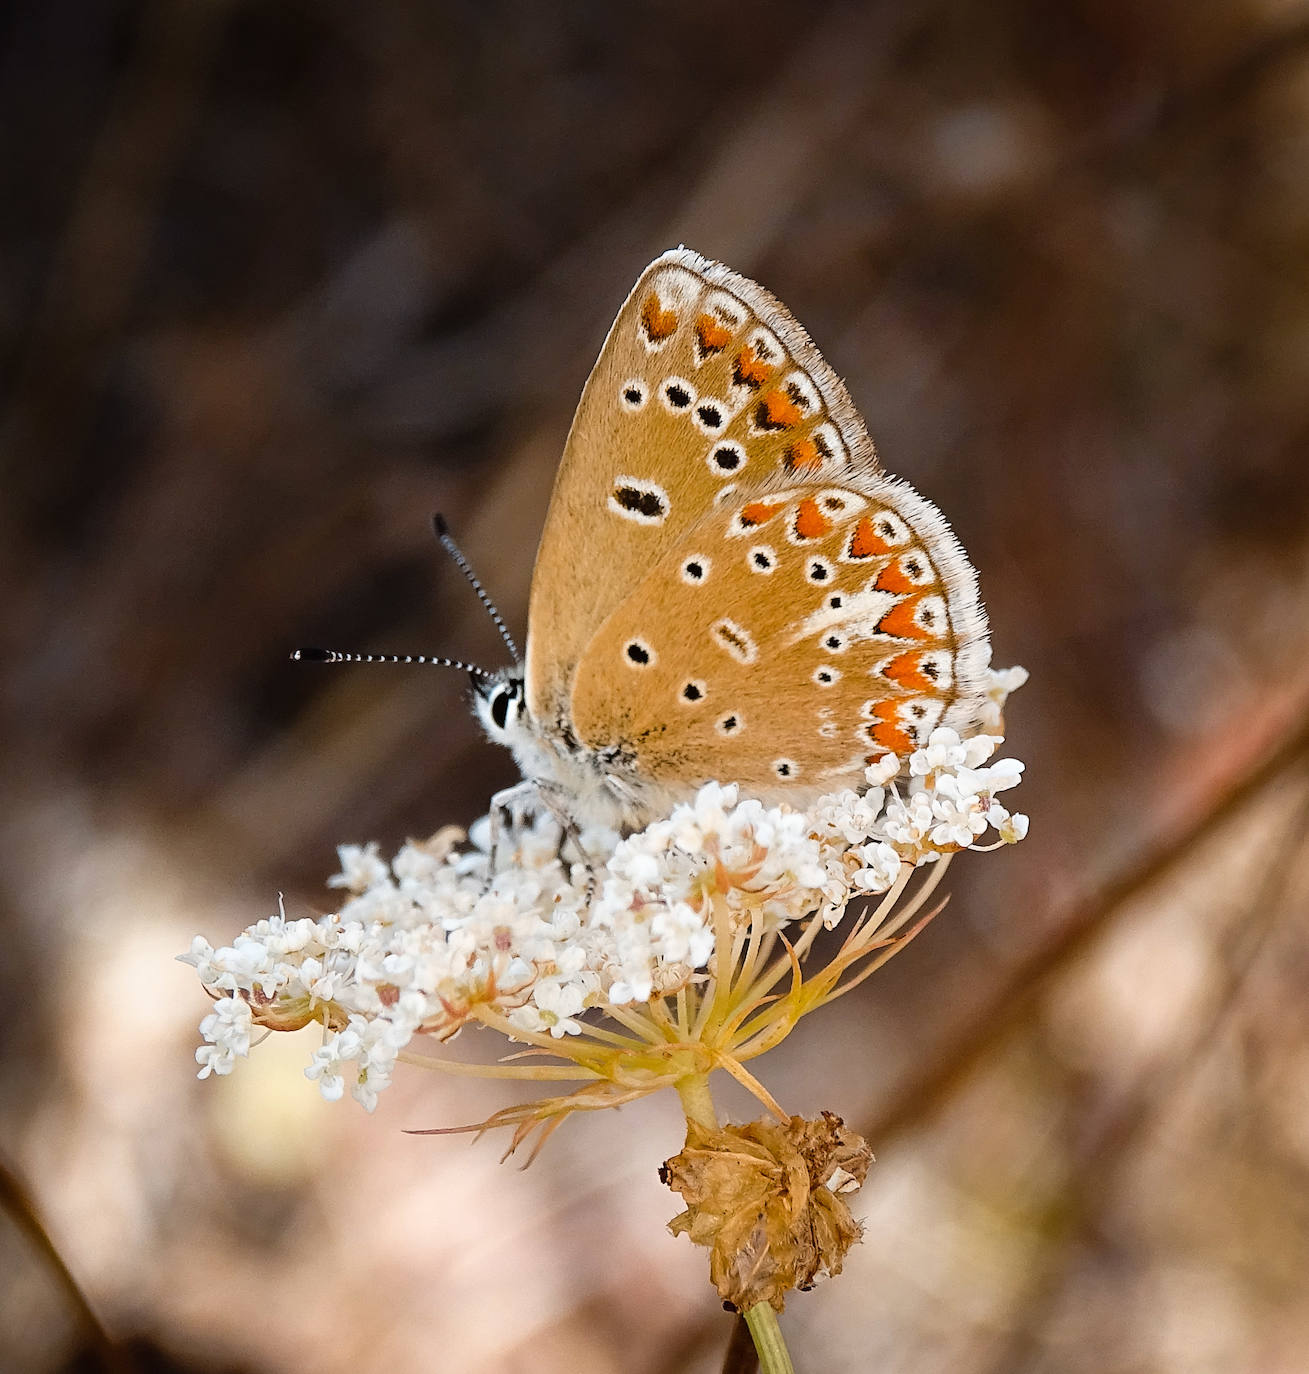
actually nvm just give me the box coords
[291,646,496,683]
[432,513,521,661]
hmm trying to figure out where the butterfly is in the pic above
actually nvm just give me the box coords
[467,248,991,834]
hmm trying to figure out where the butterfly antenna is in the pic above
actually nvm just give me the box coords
[291,646,497,683]
[432,513,521,661]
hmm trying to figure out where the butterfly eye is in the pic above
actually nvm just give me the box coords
[680,557,710,585]
[680,680,705,704]
[619,379,648,412]
[624,639,655,667]
[490,686,516,730]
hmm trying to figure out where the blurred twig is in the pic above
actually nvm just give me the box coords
[0,1153,129,1374]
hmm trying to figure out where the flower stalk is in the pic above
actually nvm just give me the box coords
[676,1073,719,1134]
[745,1304,796,1374]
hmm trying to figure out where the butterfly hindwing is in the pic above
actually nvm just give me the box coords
[524,249,878,732]
[569,476,990,799]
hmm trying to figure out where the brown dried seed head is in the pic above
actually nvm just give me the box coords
[661,1111,873,1312]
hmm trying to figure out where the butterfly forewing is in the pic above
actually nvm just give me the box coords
[569,477,990,798]
[525,248,879,731]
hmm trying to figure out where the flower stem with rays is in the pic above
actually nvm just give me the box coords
[402,863,947,1157]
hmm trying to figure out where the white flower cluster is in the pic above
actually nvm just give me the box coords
[595,790,831,1002]
[183,726,1028,1111]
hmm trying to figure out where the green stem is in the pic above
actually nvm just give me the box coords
[744,1302,796,1374]
[675,1071,719,1132]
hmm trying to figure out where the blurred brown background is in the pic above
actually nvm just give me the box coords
[3,2,1309,1371]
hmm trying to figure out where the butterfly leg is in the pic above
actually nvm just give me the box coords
[486,779,601,898]
[532,784,598,896]
[487,780,548,873]
[485,779,589,871]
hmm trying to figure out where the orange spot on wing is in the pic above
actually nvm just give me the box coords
[733,346,771,388]
[882,651,934,692]
[641,294,678,341]
[785,437,823,472]
[740,500,785,528]
[847,516,890,559]
[876,595,930,640]
[696,313,732,353]
[874,560,917,595]
[756,389,802,430]
[794,498,832,540]
[868,700,913,755]
[871,720,914,754]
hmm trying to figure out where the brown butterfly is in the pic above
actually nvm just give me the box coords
[466,248,991,832]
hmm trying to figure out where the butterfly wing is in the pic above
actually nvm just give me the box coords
[568,476,990,799]
[525,248,878,732]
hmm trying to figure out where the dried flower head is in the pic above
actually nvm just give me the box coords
[662,1112,874,1311]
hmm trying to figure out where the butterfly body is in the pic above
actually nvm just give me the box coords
[479,249,991,833]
